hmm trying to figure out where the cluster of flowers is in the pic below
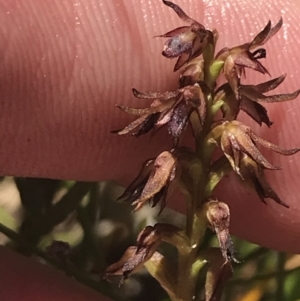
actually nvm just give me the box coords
[105,1,300,300]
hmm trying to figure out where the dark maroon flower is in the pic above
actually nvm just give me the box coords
[210,120,300,176]
[216,19,283,99]
[156,0,210,71]
[117,151,177,212]
[239,153,289,207]
[114,84,207,146]
[104,226,161,286]
[215,74,300,127]
[104,223,185,286]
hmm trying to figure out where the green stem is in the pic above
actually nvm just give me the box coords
[175,91,220,301]
[176,249,198,301]
[185,194,194,239]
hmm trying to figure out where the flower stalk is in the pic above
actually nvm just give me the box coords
[106,1,300,300]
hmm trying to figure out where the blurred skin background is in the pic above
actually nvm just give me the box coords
[0,0,300,300]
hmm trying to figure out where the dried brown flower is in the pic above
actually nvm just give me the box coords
[206,199,237,263]
[117,151,177,212]
[239,153,289,207]
[105,223,187,286]
[104,226,161,286]
[210,120,300,177]
[109,2,300,299]
[216,19,282,99]
[114,84,207,146]
[156,0,210,71]
[216,74,300,127]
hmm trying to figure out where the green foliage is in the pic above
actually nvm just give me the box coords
[0,178,299,300]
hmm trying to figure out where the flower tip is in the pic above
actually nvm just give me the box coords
[277,16,283,27]
[173,64,179,72]
[132,88,139,97]
[277,73,286,83]
[111,129,122,135]
[281,202,290,209]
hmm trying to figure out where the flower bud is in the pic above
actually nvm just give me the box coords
[206,198,237,263]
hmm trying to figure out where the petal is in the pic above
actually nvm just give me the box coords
[240,154,289,208]
[162,0,204,27]
[155,26,190,38]
[104,246,147,285]
[234,51,270,75]
[156,109,173,126]
[224,55,240,99]
[250,131,300,155]
[136,225,161,251]
[132,151,177,210]
[240,97,272,127]
[113,114,149,135]
[117,158,154,203]
[179,59,204,86]
[132,88,179,100]
[250,20,271,47]
[153,223,189,250]
[254,74,286,92]
[250,18,283,49]
[256,89,300,103]
[116,99,176,116]
[240,85,269,101]
[190,34,207,58]
[155,96,183,127]
[174,52,192,71]
[151,185,168,214]
[264,18,283,44]
[133,113,161,137]
[105,226,162,285]
[215,83,239,121]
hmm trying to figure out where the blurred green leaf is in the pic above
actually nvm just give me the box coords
[15,177,61,214]
[0,206,17,231]
[19,181,92,246]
